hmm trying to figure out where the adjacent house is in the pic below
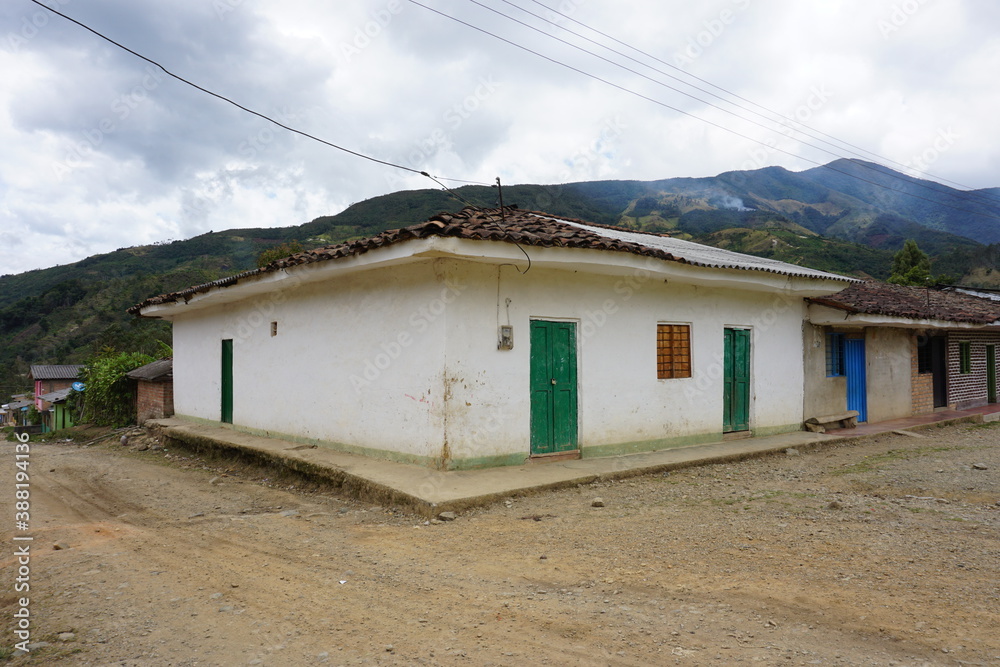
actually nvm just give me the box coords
[1,396,33,427]
[130,207,854,469]
[38,387,75,431]
[29,365,84,413]
[127,358,174,424]
[805,281,1000,424]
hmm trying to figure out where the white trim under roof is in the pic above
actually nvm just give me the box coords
[139,236,852,319]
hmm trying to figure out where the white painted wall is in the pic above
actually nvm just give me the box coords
[170,255,809,467]
[442,259,807,462]
[171,260,454,462]
[864,327,913,422]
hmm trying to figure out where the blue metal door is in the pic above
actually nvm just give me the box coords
[845,338,867,423]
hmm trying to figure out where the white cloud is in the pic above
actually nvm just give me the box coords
[1,0,997,276]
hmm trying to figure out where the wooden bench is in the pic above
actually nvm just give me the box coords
[804,410,860,433]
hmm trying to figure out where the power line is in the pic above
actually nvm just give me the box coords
[26,0,491,188]
[471,0,1000,211]
[408,0,1000,224]
[421,173,532,272]
[523,0,999,203]
[27,0,1000,224]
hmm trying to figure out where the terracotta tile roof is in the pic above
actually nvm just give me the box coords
[810,282,1000,325]
[29,365,84,381]
[128,207,851,314]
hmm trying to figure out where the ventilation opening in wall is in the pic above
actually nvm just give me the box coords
[271,321,278,337]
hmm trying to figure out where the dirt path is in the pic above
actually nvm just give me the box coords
[2,422,998,666]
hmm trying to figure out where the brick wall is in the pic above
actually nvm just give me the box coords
[910,334,935,415]
[136,380,174,424]
[947,331,1000,410]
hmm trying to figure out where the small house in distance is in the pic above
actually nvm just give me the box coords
[129,207,854,469]
[29,365,84,413]
[37,387,75,431]
[1,396,33,427]
[805,281,1000,425]
[29,365,84,432]
[126,358,174,424]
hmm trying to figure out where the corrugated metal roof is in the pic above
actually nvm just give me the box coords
[555,218,848,280]
[129,207,854,314]
[38,387,72,403]
[126,358,173,382]
[29,365,84,380]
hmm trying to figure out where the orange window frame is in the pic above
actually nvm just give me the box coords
[657,324,692,379]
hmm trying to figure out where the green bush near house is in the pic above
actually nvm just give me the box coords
[26,405,42,426]
[81,348,155,427]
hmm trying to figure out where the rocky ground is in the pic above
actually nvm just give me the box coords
[1,421,998,666]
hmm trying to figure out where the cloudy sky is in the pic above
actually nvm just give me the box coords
[2,0,998,275]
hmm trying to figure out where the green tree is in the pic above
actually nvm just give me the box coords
[256,240,304,268]
[81,348,155,427]
[888,239,932,286]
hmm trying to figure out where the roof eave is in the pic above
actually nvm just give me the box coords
[138,236,856,319]
[808,302,997,329]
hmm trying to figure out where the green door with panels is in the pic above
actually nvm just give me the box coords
[723,328,751,433]
[221,339,234,424]
[530,320,578,455]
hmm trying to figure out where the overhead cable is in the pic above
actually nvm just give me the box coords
[523,0,997,202]
[409,0,1000,223]
[27,0,491,188]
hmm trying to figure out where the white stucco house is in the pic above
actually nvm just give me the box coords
[129,207,854,469]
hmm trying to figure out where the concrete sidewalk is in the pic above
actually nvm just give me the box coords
[148,407,995,517]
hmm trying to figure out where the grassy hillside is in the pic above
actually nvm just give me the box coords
[3,161,998,400]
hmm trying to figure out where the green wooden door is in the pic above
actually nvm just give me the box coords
[530,320,578,455]
[723,328,751,433]
[221,339,234,424]
[988,345,997,404]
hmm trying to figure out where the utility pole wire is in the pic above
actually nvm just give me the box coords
[524,0,997,202]
[409,0,1000,223]
[26,0,491,188]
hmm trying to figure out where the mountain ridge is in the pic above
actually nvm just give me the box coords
[2,159,999,398]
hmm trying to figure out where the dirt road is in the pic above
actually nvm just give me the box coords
[2,422,998,666]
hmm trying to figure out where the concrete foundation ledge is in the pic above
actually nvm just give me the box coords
[145,408,995,517]
[148,418,434,512]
